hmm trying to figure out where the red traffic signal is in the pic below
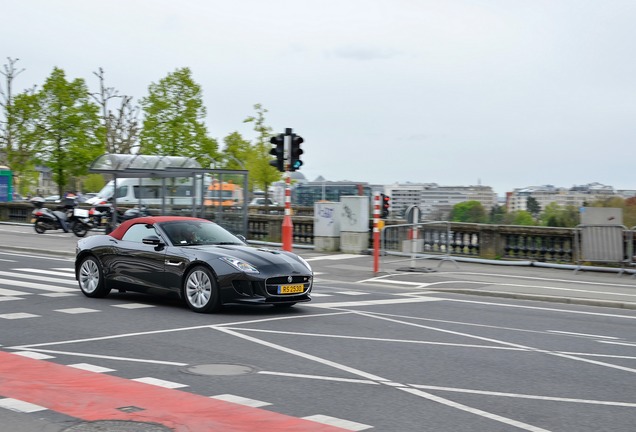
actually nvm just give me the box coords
[380,193,390,218]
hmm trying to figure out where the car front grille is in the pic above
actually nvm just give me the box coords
[265,275,312,296]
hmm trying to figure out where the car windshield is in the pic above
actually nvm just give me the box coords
[161,220,244,246]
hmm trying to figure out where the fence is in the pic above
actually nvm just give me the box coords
[2,201,636,269]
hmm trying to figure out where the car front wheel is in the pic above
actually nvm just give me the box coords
[183,266,221,313]
[78,256,111,298]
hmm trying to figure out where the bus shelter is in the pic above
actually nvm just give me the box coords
[89,153,249,236]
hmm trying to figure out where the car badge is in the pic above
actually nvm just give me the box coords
[287,276,293,283]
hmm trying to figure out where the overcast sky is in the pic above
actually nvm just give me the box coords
[3,0,635,196]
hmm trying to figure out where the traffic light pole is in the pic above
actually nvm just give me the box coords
[282,129,293,251]
[373,193,380,272]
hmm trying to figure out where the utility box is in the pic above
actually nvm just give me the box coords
[339,196,369,253]
[580,207,623,225]
[314,201,341,252]
[0,169,12,202]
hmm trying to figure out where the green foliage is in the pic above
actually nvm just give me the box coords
[539,202,579,227]
[243,104,281,196]
[17,68,103,195]
[139,67,218,166]
[526,196,541,218]
[507,210,536,226]
[489,204,507,224]
[83,173,106,192]
[450,200,487,223]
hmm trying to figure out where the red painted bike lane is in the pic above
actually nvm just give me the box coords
[0,351,345,431]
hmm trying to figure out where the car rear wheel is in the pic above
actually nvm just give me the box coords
[183,266,221,313]
[78,256,111,298]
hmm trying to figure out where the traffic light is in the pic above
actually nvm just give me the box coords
[269,133,285,172]
[290,133,304,171]
[380,193,390,218]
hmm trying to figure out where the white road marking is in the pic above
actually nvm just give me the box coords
[111,303,156,309]
[0,277,76,293]
[547,330,619,339]
[68,363,116,373]
[14,268,76,278]
[54,308,100,314]
[308,297,443,308]
[214,327,552,432]
[597,340,636,347]
[305,254,361,261]
[210,394,271,407]
[0,312,40,319]
[258,371,379,385]
[0,398,47,413]
[407,384,636,408]
[13,351,55,360]
[303,414,373,431]
[0,287,29,296]
[0,270,76,285]
[132,377,188,389]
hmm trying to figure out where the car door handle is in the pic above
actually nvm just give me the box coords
[165,260,182,266]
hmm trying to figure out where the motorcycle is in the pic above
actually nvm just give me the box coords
[72,201,150,236]
[30,197,78,234]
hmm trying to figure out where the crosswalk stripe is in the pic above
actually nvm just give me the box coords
[0,277,76,293]
[0,270,77,285]
[0,287,30,296]
[14,268,75,278]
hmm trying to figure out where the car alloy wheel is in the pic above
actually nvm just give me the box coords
[78,256,110,298]
[184,266,220,313]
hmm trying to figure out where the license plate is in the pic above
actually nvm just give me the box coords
[74,208,89,218]
[278,284,304,294]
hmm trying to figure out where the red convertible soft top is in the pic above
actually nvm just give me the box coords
[108,216,211,240]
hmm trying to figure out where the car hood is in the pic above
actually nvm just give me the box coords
[190,244,311,273]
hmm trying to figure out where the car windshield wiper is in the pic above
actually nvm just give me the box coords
[214,242,243,245]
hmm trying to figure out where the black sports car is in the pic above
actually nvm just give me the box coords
[75,216,313,313]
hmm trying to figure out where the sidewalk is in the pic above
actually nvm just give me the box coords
[4,223,636,311]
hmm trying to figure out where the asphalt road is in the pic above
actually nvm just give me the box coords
[1,224,636,431]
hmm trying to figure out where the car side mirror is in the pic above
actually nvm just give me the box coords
[235,234,247,243]
[142,235,163,246]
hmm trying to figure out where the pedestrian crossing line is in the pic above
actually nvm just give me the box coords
[0,312,40,319]
[0,270,77,285]
[13,268,75,278]
[0,277,76,293]
[51,268,74,272]
[13,351,55,360]
[303,414,372,431]
[39,292,77,297]
[0,287,30,296]
[68,363,116,373]
[54,308,100,314]
[0,296,24,302]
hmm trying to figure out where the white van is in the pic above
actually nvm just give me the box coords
[86,177,206,206]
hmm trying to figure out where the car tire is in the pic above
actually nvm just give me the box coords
[78,256,111,298]
[183,266,221,313]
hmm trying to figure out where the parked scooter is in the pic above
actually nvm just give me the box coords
[30,196,77,234]
[72,201,151,236]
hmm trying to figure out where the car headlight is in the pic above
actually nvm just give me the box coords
[219,256,259,274]
[296,255,313,272]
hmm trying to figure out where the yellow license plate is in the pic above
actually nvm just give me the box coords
[278,284,304,294]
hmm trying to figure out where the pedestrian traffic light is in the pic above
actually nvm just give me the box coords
[290,133,304,171]
[380,193,390,218]
[269,133,285,172]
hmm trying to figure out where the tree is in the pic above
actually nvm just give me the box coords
[450,200,487,223]
[243,103,280,200]
[526,196,541,219]
[0,57,25,167]
[219,131,251,171]
[18,68,103,196]
[139,67,217,165]
[91,67,139,154]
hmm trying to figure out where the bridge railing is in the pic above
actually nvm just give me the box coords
[2,202,635,267]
